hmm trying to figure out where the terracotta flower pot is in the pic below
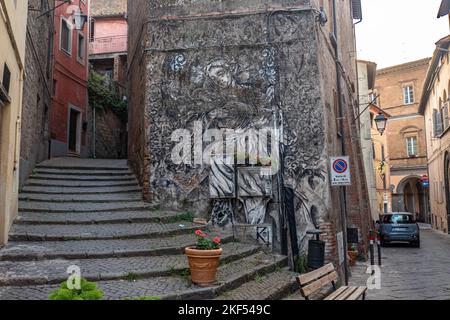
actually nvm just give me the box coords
[185,247,223,287]
[348,251,358,266]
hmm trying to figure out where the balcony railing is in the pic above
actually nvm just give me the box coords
[89,35,127,55]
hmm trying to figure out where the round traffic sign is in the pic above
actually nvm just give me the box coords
[333,159,348,174]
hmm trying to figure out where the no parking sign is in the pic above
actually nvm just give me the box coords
[330,156,351,186]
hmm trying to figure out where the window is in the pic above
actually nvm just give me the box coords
[403,85,414,104]
[89,19,95,42]
[77,32,85,62]
[2,63,11,94]
[60,18,72,55]
[369,92,378,105]
[0,63,11,106]
[406,136,418,157]
[434,109,444,136]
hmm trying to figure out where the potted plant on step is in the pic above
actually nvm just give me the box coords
[185,230,222,287]
[348,244,359,267]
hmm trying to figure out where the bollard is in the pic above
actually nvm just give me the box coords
[369,238,375,275]
[377,240,382,266]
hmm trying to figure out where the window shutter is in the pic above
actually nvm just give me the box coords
[351,0,363,20]
[437,111,444,136]
[444,105,449,130]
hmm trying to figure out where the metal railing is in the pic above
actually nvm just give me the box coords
[89,35,127,55]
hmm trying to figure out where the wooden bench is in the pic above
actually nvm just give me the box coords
[297,263,367,300]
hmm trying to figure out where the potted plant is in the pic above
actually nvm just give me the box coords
[348,244,359,266]
[185,230,222,287]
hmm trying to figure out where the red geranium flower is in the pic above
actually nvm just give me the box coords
[213,237,221,244]
[195,230,203,236]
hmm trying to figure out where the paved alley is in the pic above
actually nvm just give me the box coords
[350,226,450,300]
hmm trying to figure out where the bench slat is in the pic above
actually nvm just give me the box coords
[335,286,359,300]
[347,286,367,300]
[297,263,335,285]
[300,271,338,297]
[323,286,348,300]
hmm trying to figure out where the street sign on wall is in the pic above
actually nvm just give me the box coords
[330,156,351,186]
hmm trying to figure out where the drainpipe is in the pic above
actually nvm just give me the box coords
[93,107,96,158]
[332,0,349,286]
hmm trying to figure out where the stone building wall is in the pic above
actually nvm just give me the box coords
[19,0,54,187]
[127,0,372,261]
[94,108,127,159]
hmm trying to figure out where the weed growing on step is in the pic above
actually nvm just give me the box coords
[124,272,141,282]
[165,212,194,224]
[169,266,191,279]
[255,274,265,284]
[294,255,308,274]
[49,278,104,300]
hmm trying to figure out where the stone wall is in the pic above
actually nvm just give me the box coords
[128,0,371,259]
[20,0,54,187]
[94,108,127,159]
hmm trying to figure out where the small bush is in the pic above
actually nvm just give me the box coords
[294,255,309,274]
[49,278,104,300]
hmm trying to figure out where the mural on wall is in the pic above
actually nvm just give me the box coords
[145,12,331,253]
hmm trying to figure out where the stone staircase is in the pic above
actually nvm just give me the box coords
[0,158,299,300]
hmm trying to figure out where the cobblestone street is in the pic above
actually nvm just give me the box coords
[350,226,450,300]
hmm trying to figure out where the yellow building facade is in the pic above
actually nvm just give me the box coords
[420,35,450,233]
[0,0,28,245]
[374,58,431,222]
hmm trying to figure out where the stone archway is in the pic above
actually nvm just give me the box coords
[394,175,426,221]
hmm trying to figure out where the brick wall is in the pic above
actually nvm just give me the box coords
[94,108,127,159]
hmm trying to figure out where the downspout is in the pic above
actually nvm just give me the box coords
[332,0,349,286]
[87,0,95,159]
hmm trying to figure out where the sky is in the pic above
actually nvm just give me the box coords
[356,0,449,69]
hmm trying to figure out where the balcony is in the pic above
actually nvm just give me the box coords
[89,35,127,56]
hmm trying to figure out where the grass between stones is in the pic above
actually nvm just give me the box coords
[164,212,194,224]
[124,272,142,282]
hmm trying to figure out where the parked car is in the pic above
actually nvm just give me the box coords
[376,213,420,248]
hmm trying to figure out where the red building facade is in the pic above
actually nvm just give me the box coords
[50,0,90,157]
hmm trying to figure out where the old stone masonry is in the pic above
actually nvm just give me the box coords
[0,158,300,300]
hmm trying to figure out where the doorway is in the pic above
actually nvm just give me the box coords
[68,107,81,155]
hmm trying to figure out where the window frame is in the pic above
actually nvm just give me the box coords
[77,31,86,64]
[403,85,414,105]
[60,16,72,56]
[406,136,418,157]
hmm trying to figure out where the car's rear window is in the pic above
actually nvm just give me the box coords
[382,214,415,224]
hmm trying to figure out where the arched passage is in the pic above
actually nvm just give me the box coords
[393,175,428,222]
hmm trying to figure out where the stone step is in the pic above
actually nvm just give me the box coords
[36,163,129,171]
[0,232,234,261]
[0,242,260,286]
[18,201,148,213]
[34,168,133,176]
[21,185,142,195]
[19,192,142,203]
[29,174,136,182]
[26,179,139,188]
[214,269,299,300]
[0,252,287,300]
[9,221,203,241]
[14,210,191,225]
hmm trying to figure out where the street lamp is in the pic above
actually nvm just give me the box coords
[73,9,88,31]
[374,113,388,136]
